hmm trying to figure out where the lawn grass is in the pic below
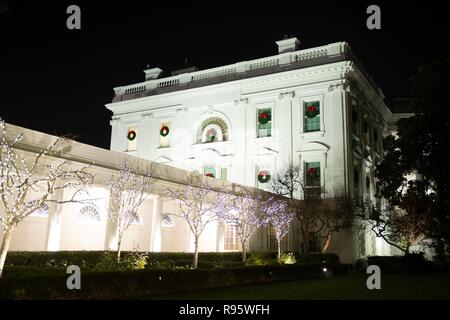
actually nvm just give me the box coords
[148,273,450,300]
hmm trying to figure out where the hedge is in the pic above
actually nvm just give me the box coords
[4,251,244,270]
[366,254,434,274]
[0,264,332,299]
[4,251,340,269]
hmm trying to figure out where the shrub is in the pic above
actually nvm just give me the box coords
[4,251,243,270]
[294,253,340,265]
[280,252,296,264]
[367,254,434,274]
[2,266,66,279]
[245,252,277,266]
[0,264,326,299]
[401,253,434,274]
[367,256,403,273]
[92,251,148,271]
[156,260,175,270]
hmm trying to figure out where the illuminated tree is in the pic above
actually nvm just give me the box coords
[271,165,354,254]
[262,194,294,263]
[315,188,355,253]
[107,158,153,263]
[270,164,321,254]
[215,185,268,262]
[163,173,216,269]
[367,186,431,254]
[0,119,94,278]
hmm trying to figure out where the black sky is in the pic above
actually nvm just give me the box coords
[0,1,448,149]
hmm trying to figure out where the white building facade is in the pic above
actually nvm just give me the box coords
[106,38,403,262]
[2,39,406,264]
[0,123,253,257]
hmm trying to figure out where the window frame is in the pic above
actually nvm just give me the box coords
[299,95,324,135]
[159,121,171,148]
[256,107,272,138]
[76,205,102,226]
[127,126,138,152]
[223,223,240,251]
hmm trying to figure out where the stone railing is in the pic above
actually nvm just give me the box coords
[113,42,346,98]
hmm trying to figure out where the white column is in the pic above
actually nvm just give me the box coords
[277,91,295,168]
[45,190,64,251]
[149,195,162,252]
[104,215,118,251]
[140,114,153,161]
[110,117,129,153]
[215,222,224,252]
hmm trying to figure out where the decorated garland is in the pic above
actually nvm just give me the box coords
[160,126,170,137]
[205,173,215,178]
[305,104,319,118]
[257,171,271,183]
[127,130,137,141]
[258,112,271,125]
[307,167,320,179]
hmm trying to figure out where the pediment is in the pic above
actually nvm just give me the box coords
[298,141,330,153]
[152,155,174,164]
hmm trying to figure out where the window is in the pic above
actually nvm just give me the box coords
[161,213,175,228]
[352,110,359,136]
[159,122,171,147]
[27,200,49,217]
[127,127,138,151]
[354,167,360,202]
[203,166,216,178]
[77,205,101,224]
[220,168,228,181]
[304,101,320,132]
[363,121,369,145]
[366,174,371,194]
[224,223,240,251]
[373,129,379,152]
[305,162,321,198]
[205,128,218,142]
[257,108,272,137]
[196,117,228,143]
[308,232,322,253]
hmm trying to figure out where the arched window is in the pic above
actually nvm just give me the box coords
[77,205,101,224]
[196,117,228,143]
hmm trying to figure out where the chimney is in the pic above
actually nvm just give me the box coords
[276,36,300,53]
[144,67,163,80]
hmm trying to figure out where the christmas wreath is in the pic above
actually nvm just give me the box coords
[160,126,170,137]
[307,167,319,179]
[205,173,215,178]
[305,104,319,118]
[258,112,271,125]
[257,171,271,183]
[127,130,137,141]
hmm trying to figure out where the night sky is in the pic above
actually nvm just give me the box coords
[0,1,447,149]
